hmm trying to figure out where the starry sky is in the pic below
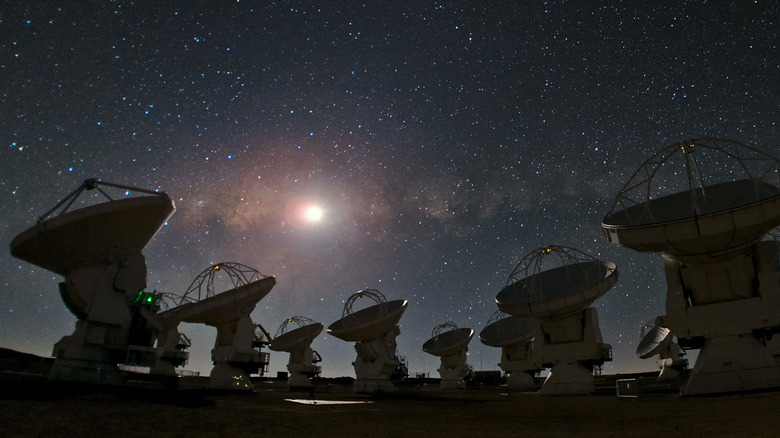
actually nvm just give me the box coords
[1,1,777,378]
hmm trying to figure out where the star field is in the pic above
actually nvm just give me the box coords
[1,1,777,377]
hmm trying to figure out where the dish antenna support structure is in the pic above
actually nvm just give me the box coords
[10,179,174,385]
[496,246,616,395]
[479,312,540,390]
[269,316,324,389]
[156,263,276,390]
[602,138,780,395]
[327,289,408,393]
[636,319,688,380]
[423,322,475,389]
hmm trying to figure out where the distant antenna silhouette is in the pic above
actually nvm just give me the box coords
[270,316,323,389]
[423,322,474,389]
[636,318,687,380]
[603,138,780,395]
[479,311,540,390]
[10,179,174,385]
[327,289,408,393]
[496,246,616,395]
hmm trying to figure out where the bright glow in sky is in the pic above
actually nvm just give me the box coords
[304,205,324,223]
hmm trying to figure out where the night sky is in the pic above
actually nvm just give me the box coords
[2,1,777,378]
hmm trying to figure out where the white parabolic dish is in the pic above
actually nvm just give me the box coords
[160,276,276,327]
[479,315,536,348]
[636,325,672,359]
[11,195,175,276]
[327,299,408,342]
[423,327,474,357]
[602,180,780,255]
[496,260,617,319]
[270,323,324,352]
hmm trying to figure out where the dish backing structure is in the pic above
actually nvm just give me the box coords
[479,311,540,390]
[602,138,780,395]
[422,322,474,389]
[269,316,323,389]
[496,245,616,395]
[10,180,175,385]
[327,289,408,393]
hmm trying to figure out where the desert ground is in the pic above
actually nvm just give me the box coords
[2,376,780,438]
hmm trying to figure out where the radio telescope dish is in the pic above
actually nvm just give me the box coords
[270,316,323,389]
[636,319,688,380]
[602,138,780,395]
[423,322,474,357]
[479,312,536,349]
[480,312,540,390]
[423,322,474,389]
[271,317,324,353]
[327,290,408,342]
[327,289,408,393]
[9,179,174,385]
[157,263,276,391]
[496,246,617,319]
[602,138,780,255]
[11,179,173,276]
[496,246,615,395]
[163,263,276,324]
[636,323,672,360]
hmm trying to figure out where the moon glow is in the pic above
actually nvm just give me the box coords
[284,196,325,229]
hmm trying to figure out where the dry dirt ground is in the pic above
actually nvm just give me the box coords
[1,379,779,438]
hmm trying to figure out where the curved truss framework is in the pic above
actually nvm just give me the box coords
[431,321,459,337]
[505,245,615,303]
[274,315,318,338]
[606,138,780,225]
[340,288,388,320]
[178,262,269,305]
[485,310,508,327]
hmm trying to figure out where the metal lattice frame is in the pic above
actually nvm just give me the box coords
[340,288,388,321]
[505,245,613,303]
[37,178,166,224]
[178,262,268,305]
[607,138,780,225]
[485,310,508,327]
[274,315,318,338]
[155,292,185,311]
[431,321,459,337]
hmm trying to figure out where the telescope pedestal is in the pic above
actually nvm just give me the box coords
[209,315,262,391]
[499,343,538,390]
[684,335,780,395]
[286,346,320,389]
[50,344,124,385]
[351,326,401,393]
[151,327,189,376]
[437,350,470,389]
[536,308,611,395]
[540,362,593,395]
[50,256,146,385]
[506,370,536,389]
[661,248,780,395]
